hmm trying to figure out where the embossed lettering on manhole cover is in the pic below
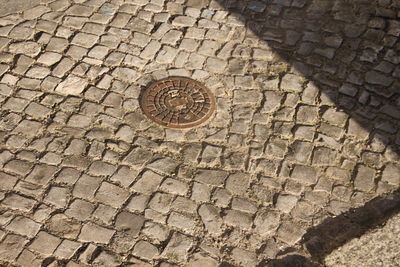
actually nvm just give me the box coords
[140,77,216,129]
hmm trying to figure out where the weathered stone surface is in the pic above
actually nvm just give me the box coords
[0,0,398,265]
[0,234,28,261]
[198,204,223,235]
[78,223,115,244]
[132,170,164,194]
[354,165,376,192]
[29,232,62,255]
[115,211,145,237]
[161,232,193,262]
[6,216,41,238]
[9,42,41,56]
[195,169,228,186]
[381,163,400,186]
[55,75,88,95]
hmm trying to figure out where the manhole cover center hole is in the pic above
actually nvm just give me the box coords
[140,77,216,129]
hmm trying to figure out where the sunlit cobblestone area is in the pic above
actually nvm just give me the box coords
[0,0,399,266]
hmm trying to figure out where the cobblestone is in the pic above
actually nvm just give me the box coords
[0,0,398,266]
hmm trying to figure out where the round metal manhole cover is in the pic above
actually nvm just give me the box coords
[140,77,216,129]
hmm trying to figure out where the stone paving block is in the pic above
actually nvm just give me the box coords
[290,165,318,185]
[92,204,117,225]
[54,239,81,259]
[112,67,140,82]
[95,182,130,208]
[65,199,95,220]
[167,212,197,233]
[66,45,88,60]
[47,37,69,53]
[6,216,41,238]
[1,74,19,85]
[115,211,145,237]
[145,208,167,224]
[88,161,117,177]
[29,231,62,255]
[354,165,376,192]
[46,214,81,239]
[78,223,115,244]
[224,210,253,230]
[64,139,87,156]
[161,232,193,262]
[1,193,36,212]
[0,234,28,261]
[37,52,63,66]
[0,172,18,190]
[126,194,149,213]
[171,196,198,214]
[132,170,163,194]
[200,144,222,165]
[147,157,179,175]
[198,204,223,235]
[281,74,304,92]
[3,97,29,112]
[191,182,211,202]
[312,147,338,165]
[210,188,231,208]
[188,252,219,266]
[110,166,138,188]
[381,163,400,186]
[195,169,228,186]
[275,194,298,213]
[231,247,259,267]
[149,192,174,214]
[205,57,227,73]
[142,221,170,242]
[16,249,42,266]
[156,46,179,64]
[71,32,99,48]
[277,221,306,245]
[296,105,319,124]
[132,240,159,260]
[72,174,102,199]
[67,114,92,128]
[287,141,313,164]
[9,41,41,56]
[365,70,394,86]
[232,197,258,214]
[380,104,400,120]
[45,186,69,208]
[55,75,88,95]
[160,178,189,196]
[66,5,95,16]
[172,15,196,27]
[93,251,121,266]
[233,90,262,104]
[40,152,62,165]
[14,181,44,196]
[52,58,75,78]
[25,102,52,119]
[55,167,81,185]
[186,53,206,69]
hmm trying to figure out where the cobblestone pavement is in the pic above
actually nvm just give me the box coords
[0,0,399,266]
[0,0,52,17]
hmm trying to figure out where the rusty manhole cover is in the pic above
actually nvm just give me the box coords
[140,77,216,129]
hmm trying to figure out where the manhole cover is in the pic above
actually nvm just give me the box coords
[140,77,216,129]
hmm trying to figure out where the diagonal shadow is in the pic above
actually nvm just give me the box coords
[211,0,400,265]
[213,0,400,154]
[263,188,400,266]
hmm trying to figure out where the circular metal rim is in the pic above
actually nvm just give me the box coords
[140,76,216,129]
